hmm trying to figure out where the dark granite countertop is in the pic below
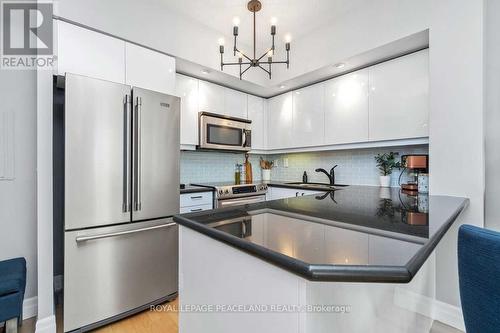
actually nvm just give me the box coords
[180,185,214,194]
[174,186,468,283]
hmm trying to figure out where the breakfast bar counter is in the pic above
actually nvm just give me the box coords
[173,186,468,333]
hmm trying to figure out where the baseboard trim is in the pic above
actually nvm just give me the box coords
[433,299,465,332]
[23,296,38,320]
[394,288,465,332]
[35,315,56,333]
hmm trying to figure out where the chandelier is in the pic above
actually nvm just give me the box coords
[218,0,291,80]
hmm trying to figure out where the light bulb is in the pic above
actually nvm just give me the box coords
[218,38,225,46]
[232,16,240,26]
[267,50,273,57]
[237,51,243,59]
[284,34,292,43]
[270,17,278,25]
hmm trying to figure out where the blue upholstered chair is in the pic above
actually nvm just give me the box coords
[0,258,26,333]
[458,225,500,333]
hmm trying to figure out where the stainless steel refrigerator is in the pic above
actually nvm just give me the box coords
[62,73,180,332]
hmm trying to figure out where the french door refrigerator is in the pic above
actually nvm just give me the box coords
[62,73,180,332]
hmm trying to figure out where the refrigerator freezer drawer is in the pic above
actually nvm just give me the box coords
[63,219,178,332]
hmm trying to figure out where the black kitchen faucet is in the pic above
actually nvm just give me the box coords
[315,165,338,185]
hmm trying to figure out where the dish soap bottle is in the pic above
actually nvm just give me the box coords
[244,153,253,183]
[303,171,308,183]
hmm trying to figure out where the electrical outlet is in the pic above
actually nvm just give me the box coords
[283,158,289,168]
[273,159,279,167]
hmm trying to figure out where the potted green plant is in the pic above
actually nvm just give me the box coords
[374,152,401,187]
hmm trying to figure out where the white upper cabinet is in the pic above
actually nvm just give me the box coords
[57,21,125,83]
[324,70,369,144]
[247,95,266,150]
[175,74,199,146]
[368,49,429,141]
[267,93,293,149]
[224,88,248,119]
[292,85,325,147]
[198,81,225,114]
[125,43,176,94]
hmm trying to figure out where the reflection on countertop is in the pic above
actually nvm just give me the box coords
[174,185,468,282]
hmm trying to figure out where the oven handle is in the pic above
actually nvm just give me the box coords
[218,195,266,207]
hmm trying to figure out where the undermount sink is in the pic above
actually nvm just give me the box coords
[285,182,349,189]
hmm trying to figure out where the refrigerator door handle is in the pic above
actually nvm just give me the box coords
[75,222,176,243]
[133,96,142,211]
[123,94,132,212]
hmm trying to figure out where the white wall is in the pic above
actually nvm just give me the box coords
[484,0,500,231]
[0,70,38,301]
[429,0,485,307]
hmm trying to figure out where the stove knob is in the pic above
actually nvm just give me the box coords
[218,189,223,195]
[225,189,230,194]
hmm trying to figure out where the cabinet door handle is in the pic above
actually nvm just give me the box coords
[190,196,203,199]
[190,208,203,212]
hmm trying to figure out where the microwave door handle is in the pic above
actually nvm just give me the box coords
[242,130,247,147]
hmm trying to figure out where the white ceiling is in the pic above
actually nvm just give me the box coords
[163,0,428,97]
[162,0,364,51]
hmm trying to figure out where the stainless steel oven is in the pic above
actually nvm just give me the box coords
[199,112,252,152]
[213,183,268,208]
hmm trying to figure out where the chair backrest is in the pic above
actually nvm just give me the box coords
[458,224,500,333]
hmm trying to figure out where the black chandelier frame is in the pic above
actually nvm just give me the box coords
[219,0,290,79]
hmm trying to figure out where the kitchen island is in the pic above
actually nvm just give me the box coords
[173,186,468,333]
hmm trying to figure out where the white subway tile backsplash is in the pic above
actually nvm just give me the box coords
[181,145,428,187]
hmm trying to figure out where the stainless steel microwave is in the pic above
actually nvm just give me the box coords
[198,112,252,152]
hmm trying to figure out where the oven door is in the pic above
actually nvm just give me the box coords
[199,113,251,151]
[216,194,266,208]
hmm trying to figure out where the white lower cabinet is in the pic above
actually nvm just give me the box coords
[324,70,369,144]
[180,191,213,213]
[267,187,322,201]
[180,204,213,214]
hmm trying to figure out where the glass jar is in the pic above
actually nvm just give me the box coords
[235,164,242,184]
